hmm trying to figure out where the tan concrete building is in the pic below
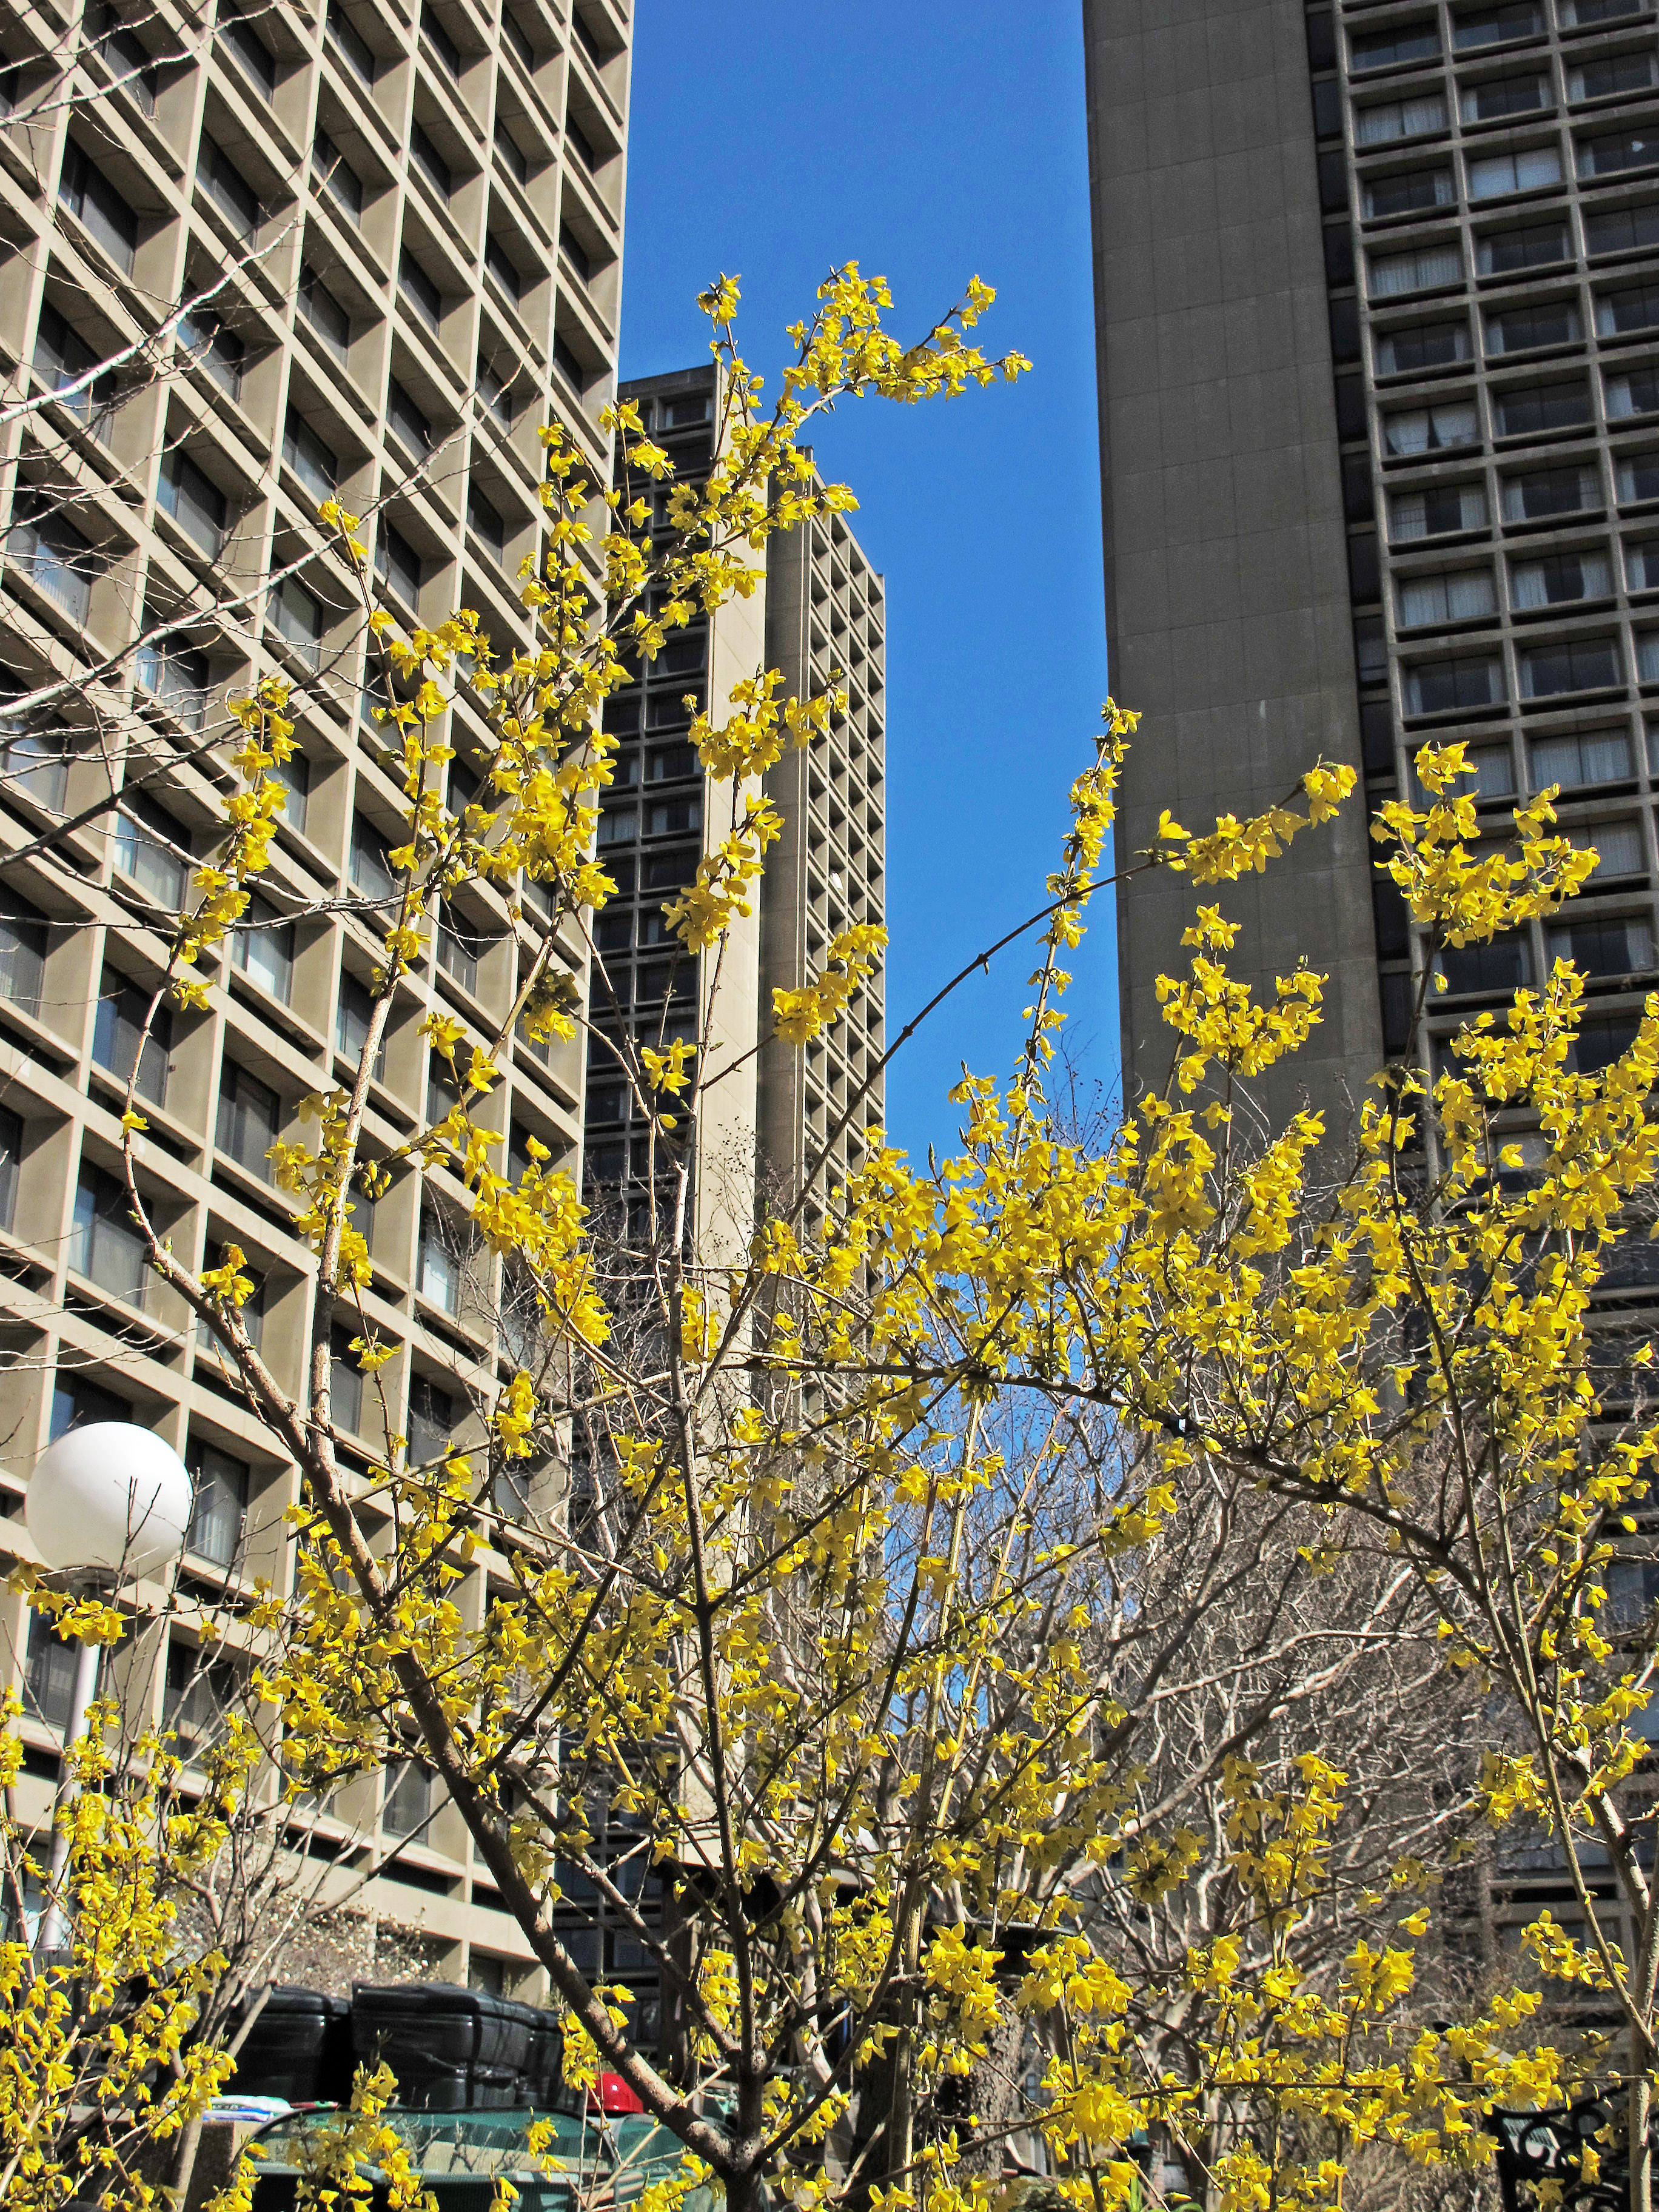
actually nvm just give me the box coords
[0,0,631,1992]
[584,361,888,1252]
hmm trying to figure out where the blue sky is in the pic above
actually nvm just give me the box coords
[617,1,1116,1165]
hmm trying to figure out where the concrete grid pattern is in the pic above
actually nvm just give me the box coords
[0,0,631,1992]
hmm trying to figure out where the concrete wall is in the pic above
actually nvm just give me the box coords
[1085,0,1385,1135]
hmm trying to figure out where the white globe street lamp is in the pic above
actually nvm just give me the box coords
[24,1423,193,1954]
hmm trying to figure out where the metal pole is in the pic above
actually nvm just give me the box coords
[36,1633,101,1959]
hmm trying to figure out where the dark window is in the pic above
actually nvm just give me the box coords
[329,1319,364,1432]
[467,481,505,556]
[382,1755,433,1836]
[215,1062,280,1180]
[0,1104,18,1232]
[198,138,259,238]
[1364,166,1453,217]
[566,116,596,172]
[58,142,138,272]
[115,793,187,908]
[559,221,592,281]
[1570,51,1658,101]
[1460,73,1550,124]
[1549,914,1654,975]
[1610,367,1659,417]
[1493,379,1591,434]
[231,893,294,1005]
[9,496,98,630]
[410,121,452,203]
[1618,452,1659,501]
[436,907,481,994]
[1476,221,1569,275]
[1373,870,1411,959]
[408,1373,454,1459]
[1375,318,1470,373]
[1318,150,1349,212]
[350,814,395,901]
[298,264,350,357]
[1305,7,1336,69]
[164,1641,236,1760]
[1486,298,1581,353]
[501,11,534,68]
[136,634,210,731]
[32,303,115,433]
[1586,202,1659,256]
[27,1614,78,1729]
[0,900,47,1018]
[1404,654,1506,712]
[337,973,388,1079]
[73,1163,146,1304]
[399,250,441,331]
[1502,461,1597,519]
[93,967,170,1105]
[1597,284,1659,337]
[326,1,375,81]
[375,520,422,608]
[485,232,521,302]
[1452,1,1543,44]
[1312,76,1343,137]
[1440,932,1532,993]
[1578,127,1659,179]
[313,130,363,223]
[220,5,276,99]
[1352,19,1440,68]
[478,360,515,426]
[178,307,243,399]
[99,19,158,111]
[495,119,528,185]
[282,408,337,504]
[48,1375,126,1442]
[553,332,587,392]
[186,1442,249,1568]
[158,451,227,557]
[1573,1013,1640,1070]
[387,377,433,455]
[420,2,460,77]
[1518,637,1621,695]
[270,574,324,668]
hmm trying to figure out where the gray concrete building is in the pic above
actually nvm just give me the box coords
[1086,0,1659,1134]
[0,0,632,1992]
[585,362,886,1249]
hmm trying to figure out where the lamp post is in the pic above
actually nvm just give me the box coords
[24,1422,193,1955]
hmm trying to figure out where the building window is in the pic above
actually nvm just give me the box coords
[178,309,244,400]
[495,119,529,186]
[1532,728,1633,789]
[1452,2,1543,47]
[49,1375,127,1442]
[1549,915,1655,976]
[1492,379,1591,435]
[0,718,68,813]
[329,1320,364,1432]
[1374,319,1470,375]
[1459,73,1550,126]
[398,250,442,331]
[136,634,210,732]
[477,360,514,426]
[1368,243,1462,299]
[326,1,376,82]
[350,813,395,901]
[1560,0,1647,18]
[232,894,295,1005]
[381,1755,433,1837]
[115,794,187,910]
[215,1062,280,1181]
[1587,203,1659,257]
[197,138,259,239]
[273,747,309,835]
[1440,931,1533,994]
[1619,454,1659,504]
[187,1442,250,1569]
[298,264,350,357]
[336,973,388,1079]
[1609,368,1659,418]
[554,332,588,393]
[375,522,423,609]
[282,410,337,508]
[32,303,115,434]
[270,574,324,668]
[313,130,362,223]
[1518,637,1623,697]
[58,142,138,272]
[1572,819,1646,876]
[99,19,158,110]
[0,900,47,1017]
[1389,482,1487,538]
[485,232,521,303]
[1577,127,1659,181]
[566,114,597,171]
[1596,284,1659,340]
[409,121,452,203]
[1350,18,1440,69]
[1476,221,1568,277]
[407,1373,454,1460]
[1627,539,1659,589]
[1568,50,1658,103]
[93,967,170,1105]
[164,1642,235,1761]
[1467,145,1561,197]
[1485,298,1581,354]
[467,482,506,558]
[220,5,277,99]
[435,908,481,994]
[203,1239,265,1358]
[1403,653,1506,713]
[8,497,98,629]
[387,378,432,455]
[1382,399,1479,455]
[1354,93,1448,146]
[1501,463,1599,521]
[417,1210,459,1314]
[158,451,227,558]
[1509,549,1613,608]
[0,1105,21,1233]
[26,1614,78,1729]
[1396,568,1497,626]
[73,1164,147,1304]
[1362,167,1454,219]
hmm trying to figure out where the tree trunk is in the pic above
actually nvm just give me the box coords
[1631,2067,1652,2212]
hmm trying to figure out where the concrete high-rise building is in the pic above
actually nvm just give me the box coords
[1087,0,1659,1131]
[584,361,887,1252]
[0,0,631,1992]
